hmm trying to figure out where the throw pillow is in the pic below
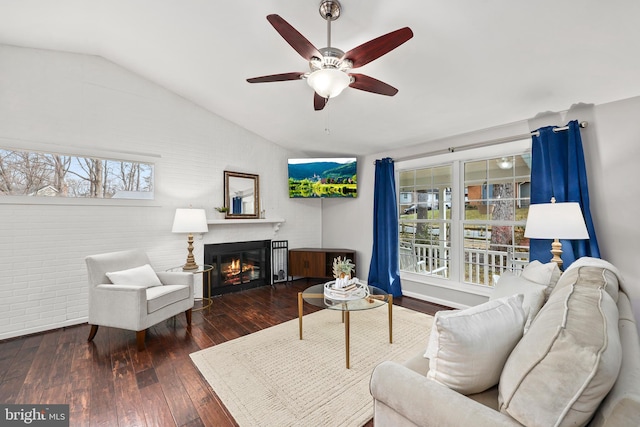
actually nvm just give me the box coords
[498,266,622,427]
[424,294,525,395]
[106,264,163,288]
[521,260,561,297]
[491,272,547,333]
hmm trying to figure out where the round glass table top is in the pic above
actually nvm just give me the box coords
[301,282,389,312]
[166,264,213,273]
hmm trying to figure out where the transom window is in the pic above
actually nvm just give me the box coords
[0,148,154,200]
[398,149,531,288]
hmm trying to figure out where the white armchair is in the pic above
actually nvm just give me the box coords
[85,249,194,350]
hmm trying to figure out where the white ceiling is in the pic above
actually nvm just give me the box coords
[2,0,640,156]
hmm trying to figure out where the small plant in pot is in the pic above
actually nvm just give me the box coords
[333,256,355,288]
[215,206,229,217]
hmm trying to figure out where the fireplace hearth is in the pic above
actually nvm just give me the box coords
[204,240,271,296]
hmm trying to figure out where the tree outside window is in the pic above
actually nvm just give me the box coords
[0,148,154,199]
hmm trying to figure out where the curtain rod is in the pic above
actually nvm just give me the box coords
[380,121,588,164]
[531,120,588,137]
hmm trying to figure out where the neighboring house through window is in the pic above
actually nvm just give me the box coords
[397,140,531,290]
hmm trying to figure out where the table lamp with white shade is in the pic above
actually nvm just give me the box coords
[524,197,589,269]
[172,208,208,270]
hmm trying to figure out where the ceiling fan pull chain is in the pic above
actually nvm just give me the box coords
[325,107,331,135]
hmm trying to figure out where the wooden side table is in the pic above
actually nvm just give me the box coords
[166,264,214,311]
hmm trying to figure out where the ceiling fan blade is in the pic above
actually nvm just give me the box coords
[349,74,399,96]
[314,93,328,111]
[267,14,322,61]
[342,27,414,69]
[246,72,305,83]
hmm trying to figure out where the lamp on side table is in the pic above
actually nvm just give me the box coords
[172,208,208,270]
[524,197,589,270]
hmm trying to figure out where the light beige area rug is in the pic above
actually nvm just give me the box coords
[190,305,433,427]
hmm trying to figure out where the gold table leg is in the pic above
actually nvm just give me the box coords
[298,292,303,340]
[345,310,350,369]
[193,268,213,312]
[207,269,212,310]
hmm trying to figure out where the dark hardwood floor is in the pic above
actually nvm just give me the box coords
[0,280,450,427]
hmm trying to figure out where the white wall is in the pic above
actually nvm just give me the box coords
[323,99,640,326]
[588,96,640,325]
[0,45,322,340]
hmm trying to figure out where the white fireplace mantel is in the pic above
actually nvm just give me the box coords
[207,218,285,233]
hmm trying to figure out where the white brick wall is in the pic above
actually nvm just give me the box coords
[0,44,322,340]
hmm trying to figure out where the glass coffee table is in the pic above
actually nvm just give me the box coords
[298,281,392,369]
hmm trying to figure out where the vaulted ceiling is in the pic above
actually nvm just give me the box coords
[2,1,640,156]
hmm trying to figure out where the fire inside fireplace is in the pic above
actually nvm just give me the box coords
[222,255,260,286]
[204,240,271,296]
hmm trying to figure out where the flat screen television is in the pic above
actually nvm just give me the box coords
[288,157,357,198]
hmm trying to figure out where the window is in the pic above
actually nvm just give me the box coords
[463,154,531,286]
[398,148,531,288]
[0,148,154,200]
[399,166,452,278]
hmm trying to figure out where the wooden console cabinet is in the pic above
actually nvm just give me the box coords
[289,248,356,280]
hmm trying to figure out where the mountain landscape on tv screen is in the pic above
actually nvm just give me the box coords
[288,159,357,198]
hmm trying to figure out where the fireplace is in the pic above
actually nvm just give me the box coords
[204,240,271,296]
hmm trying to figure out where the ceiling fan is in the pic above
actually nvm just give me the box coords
[246,0,413,111]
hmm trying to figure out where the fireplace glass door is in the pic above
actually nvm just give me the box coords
[204,240,271,296]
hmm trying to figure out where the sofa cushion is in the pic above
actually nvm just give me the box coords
[146,285,190,313]
[589,292,640,426]
[424,294,525,395]
[491,272,547,333]
[521,260,561,298]
[106,264,162,288]
[552,257,621,303]
[498,265,623,427]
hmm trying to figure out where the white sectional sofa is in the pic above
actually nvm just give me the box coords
[370,258,640,426]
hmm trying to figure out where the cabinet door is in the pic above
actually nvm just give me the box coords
[289,251,308,277]
[306,252,326,277]
[289,251,327,278]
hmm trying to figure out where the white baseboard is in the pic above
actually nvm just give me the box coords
[401,290,470,310]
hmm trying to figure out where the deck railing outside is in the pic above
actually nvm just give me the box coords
[408,243,529,286]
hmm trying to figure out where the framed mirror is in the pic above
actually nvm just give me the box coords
[224,171,260,219]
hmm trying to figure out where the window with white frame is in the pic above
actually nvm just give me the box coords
[463,153,531,286]
[0,148,154,200]
[398,147,531,288]
[399,166,452,278]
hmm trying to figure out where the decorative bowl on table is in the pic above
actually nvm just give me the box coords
[323,278,369,301]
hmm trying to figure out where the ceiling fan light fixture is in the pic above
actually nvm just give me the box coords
[307,68,350,99]
[247,5,413,110]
